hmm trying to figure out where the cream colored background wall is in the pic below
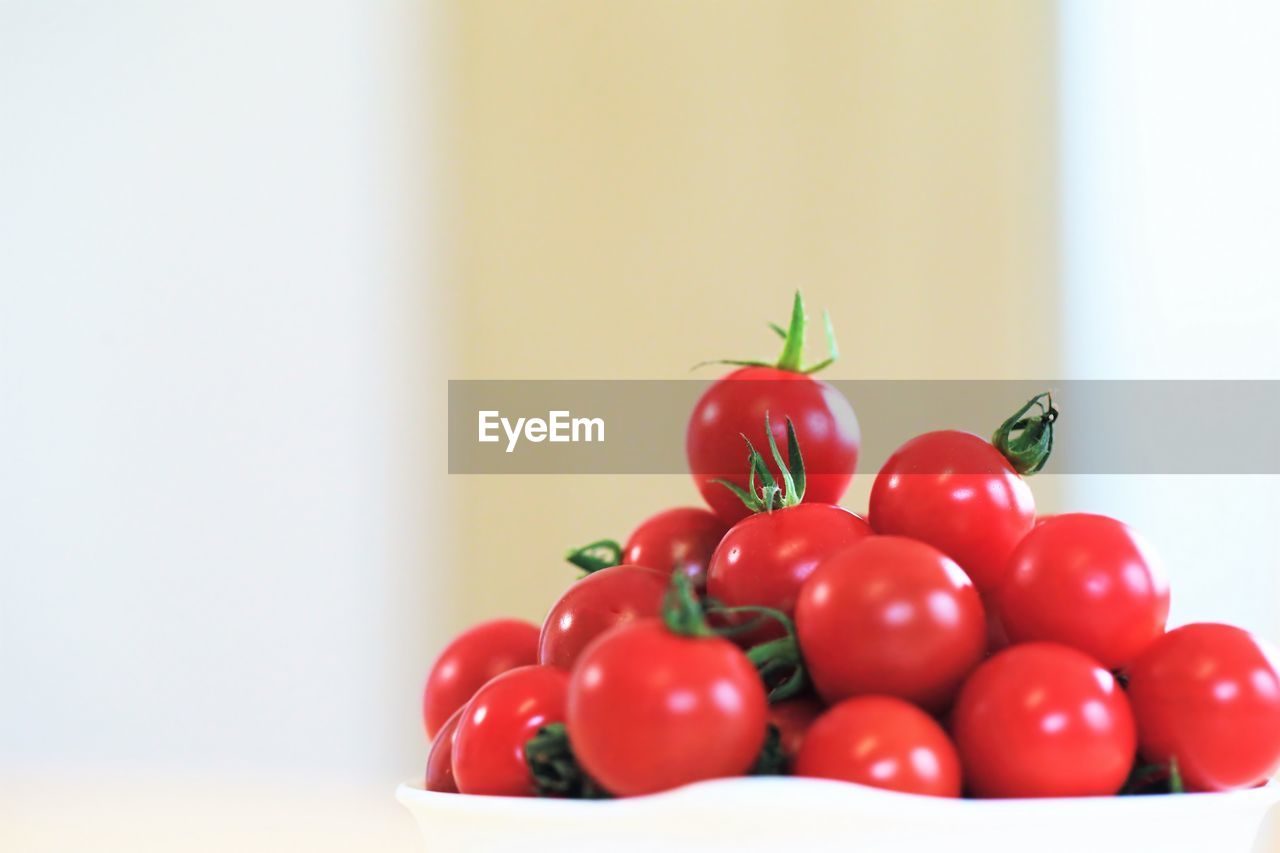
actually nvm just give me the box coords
[444,0,1061,629]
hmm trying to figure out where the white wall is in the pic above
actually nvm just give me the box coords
[0,0,442,798]
[1060,1,1280,638]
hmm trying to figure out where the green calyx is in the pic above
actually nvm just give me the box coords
[699,291,839,375]
[662,573,715,638]
[748,724,788,776]
[991,392,1058,476]
[705,602,809,703]
[564,539,623,574]
[1119,757,1185,796]
[715,412,806,514]
[525,723,611,799]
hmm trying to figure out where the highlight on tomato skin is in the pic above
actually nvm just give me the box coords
[451,665,569,797]
[950,643,1136,799]
[707,503,873,646]
[998,513,1170,670]
[622,506,728,589]
[1126,623,1280,793]
[566,618,769,798]
[537,564,668,670]
[793,696,962,798]
[421,618,541,740]
[425,707,464,794]
[795,536,987,714]
[868,430,1036,594]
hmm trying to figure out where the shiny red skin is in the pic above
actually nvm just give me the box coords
[622,507,728,589]
[1127,623,1280,792]
[951,643,1136,798]
[425,707,463,793]
[795,696,962,797]
[687,366,860,525]
[999,513,1170,669]
[451,665,569,797]
[422,619,540,740]
[567,619,768,796]
[796,536,986,713]
[768,696,825,759]
[538,565,668,670]
[868,430,1034,593]
[708,504,873,644]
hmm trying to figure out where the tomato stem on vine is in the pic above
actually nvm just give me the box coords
[525,723,611,799]
[662,573,715,638]
[565,539,623,574]
[706,602,810,702]
[992,392,1058,476]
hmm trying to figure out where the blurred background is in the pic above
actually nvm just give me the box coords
[2,1,1278,849]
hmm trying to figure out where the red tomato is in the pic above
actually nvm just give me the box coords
[422,618,539,739]
[768,696,825,759]
[538,564,668,670]
[951,643,1136,798]
[795,696,962,797]
[451,665,569,796]
[622,507,728,588]
[1127,623,1280,792]
[795,536,986,713]
[567,619,768,796]
[707,503,873,644]
[999,513,1170,669]
[688,366,859,525]
[868,430,1035,593]
[425,707,462,793]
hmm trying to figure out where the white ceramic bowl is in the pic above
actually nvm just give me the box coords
[397,776,1280,853]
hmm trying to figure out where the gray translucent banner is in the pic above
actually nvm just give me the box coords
[448,380,1280,474]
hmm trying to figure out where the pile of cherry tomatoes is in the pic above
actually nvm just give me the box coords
[422,294,1280,801]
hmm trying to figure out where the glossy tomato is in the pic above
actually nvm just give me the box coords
[707,503,873,644]
[768,696,825,759]
[687,294,859,525]
[425,707,462,793]
[1127,623,1280,792]
[795,536,986,713]
[451,665,568,797]
[951,643,1136,798]
[795,696,962,797]
[422,618,540,739]
[567,619,768,796]
[622,507,728,588]
[999,513,1169,668]
[538,564,668,670]
[868,430,1035,593]
[688,367,858,525]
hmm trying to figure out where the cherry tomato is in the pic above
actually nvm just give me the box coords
[951,643,1136,798]
[796,536,986,713]
[567,619,768,796]
[795,696,962,797]
[868,430,1035,593]
[425,707,462,793]
[451,665,569,796]
[1127,623,1280,792]
[999,513,1170,669]
[768,696,825,759]
[538,564,668,670]
[707,503,873,644]
[622,507,728,588]
[688,367,859,525]
[422,618,539,739]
